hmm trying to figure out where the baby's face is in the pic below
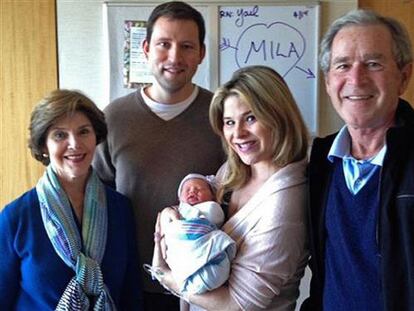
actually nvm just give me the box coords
[180,178,214,205]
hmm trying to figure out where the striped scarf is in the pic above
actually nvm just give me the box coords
[36,165,116,311]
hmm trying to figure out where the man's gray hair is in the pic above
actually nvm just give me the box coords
[319,9,413,74]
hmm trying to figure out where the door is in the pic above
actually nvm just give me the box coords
[0,0,58,208]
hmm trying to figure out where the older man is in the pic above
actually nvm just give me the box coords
[302,9,413,311]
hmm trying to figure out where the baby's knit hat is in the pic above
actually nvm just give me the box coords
[177,173,217,199]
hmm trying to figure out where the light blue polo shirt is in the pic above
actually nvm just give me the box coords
[327,126,386,195]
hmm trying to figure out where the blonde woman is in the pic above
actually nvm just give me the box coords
[151,66,309,311]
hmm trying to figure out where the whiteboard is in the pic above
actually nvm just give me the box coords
[104,1,320,134]
[219,4,320,134]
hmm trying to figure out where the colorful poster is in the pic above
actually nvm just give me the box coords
[123,20,153,87]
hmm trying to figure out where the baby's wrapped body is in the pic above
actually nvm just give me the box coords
[164,201,236,294]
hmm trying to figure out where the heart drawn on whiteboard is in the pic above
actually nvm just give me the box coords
[235,22,306,77]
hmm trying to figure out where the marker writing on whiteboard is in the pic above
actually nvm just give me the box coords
[235,5,259,27]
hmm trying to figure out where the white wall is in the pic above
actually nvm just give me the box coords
[58,0,108,109]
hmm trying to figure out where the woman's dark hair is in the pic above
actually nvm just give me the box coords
[28,89,107,165]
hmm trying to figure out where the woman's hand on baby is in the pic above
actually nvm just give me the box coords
[150,213,180,296]
[158,206,180,260]
[160,206,181,224]
[153,213,168,266]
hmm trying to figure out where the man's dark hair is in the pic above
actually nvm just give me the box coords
[146,1,205,47]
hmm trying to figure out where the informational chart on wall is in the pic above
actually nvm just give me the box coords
[219,4,320,134]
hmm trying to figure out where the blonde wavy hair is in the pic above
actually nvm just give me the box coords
[209,66,309,201]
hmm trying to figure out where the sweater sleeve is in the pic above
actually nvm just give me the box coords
[93,140,116,189]
[228,184,308,310]
[0,204,21,309]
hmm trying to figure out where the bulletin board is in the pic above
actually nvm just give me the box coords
[104,1,320,134]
